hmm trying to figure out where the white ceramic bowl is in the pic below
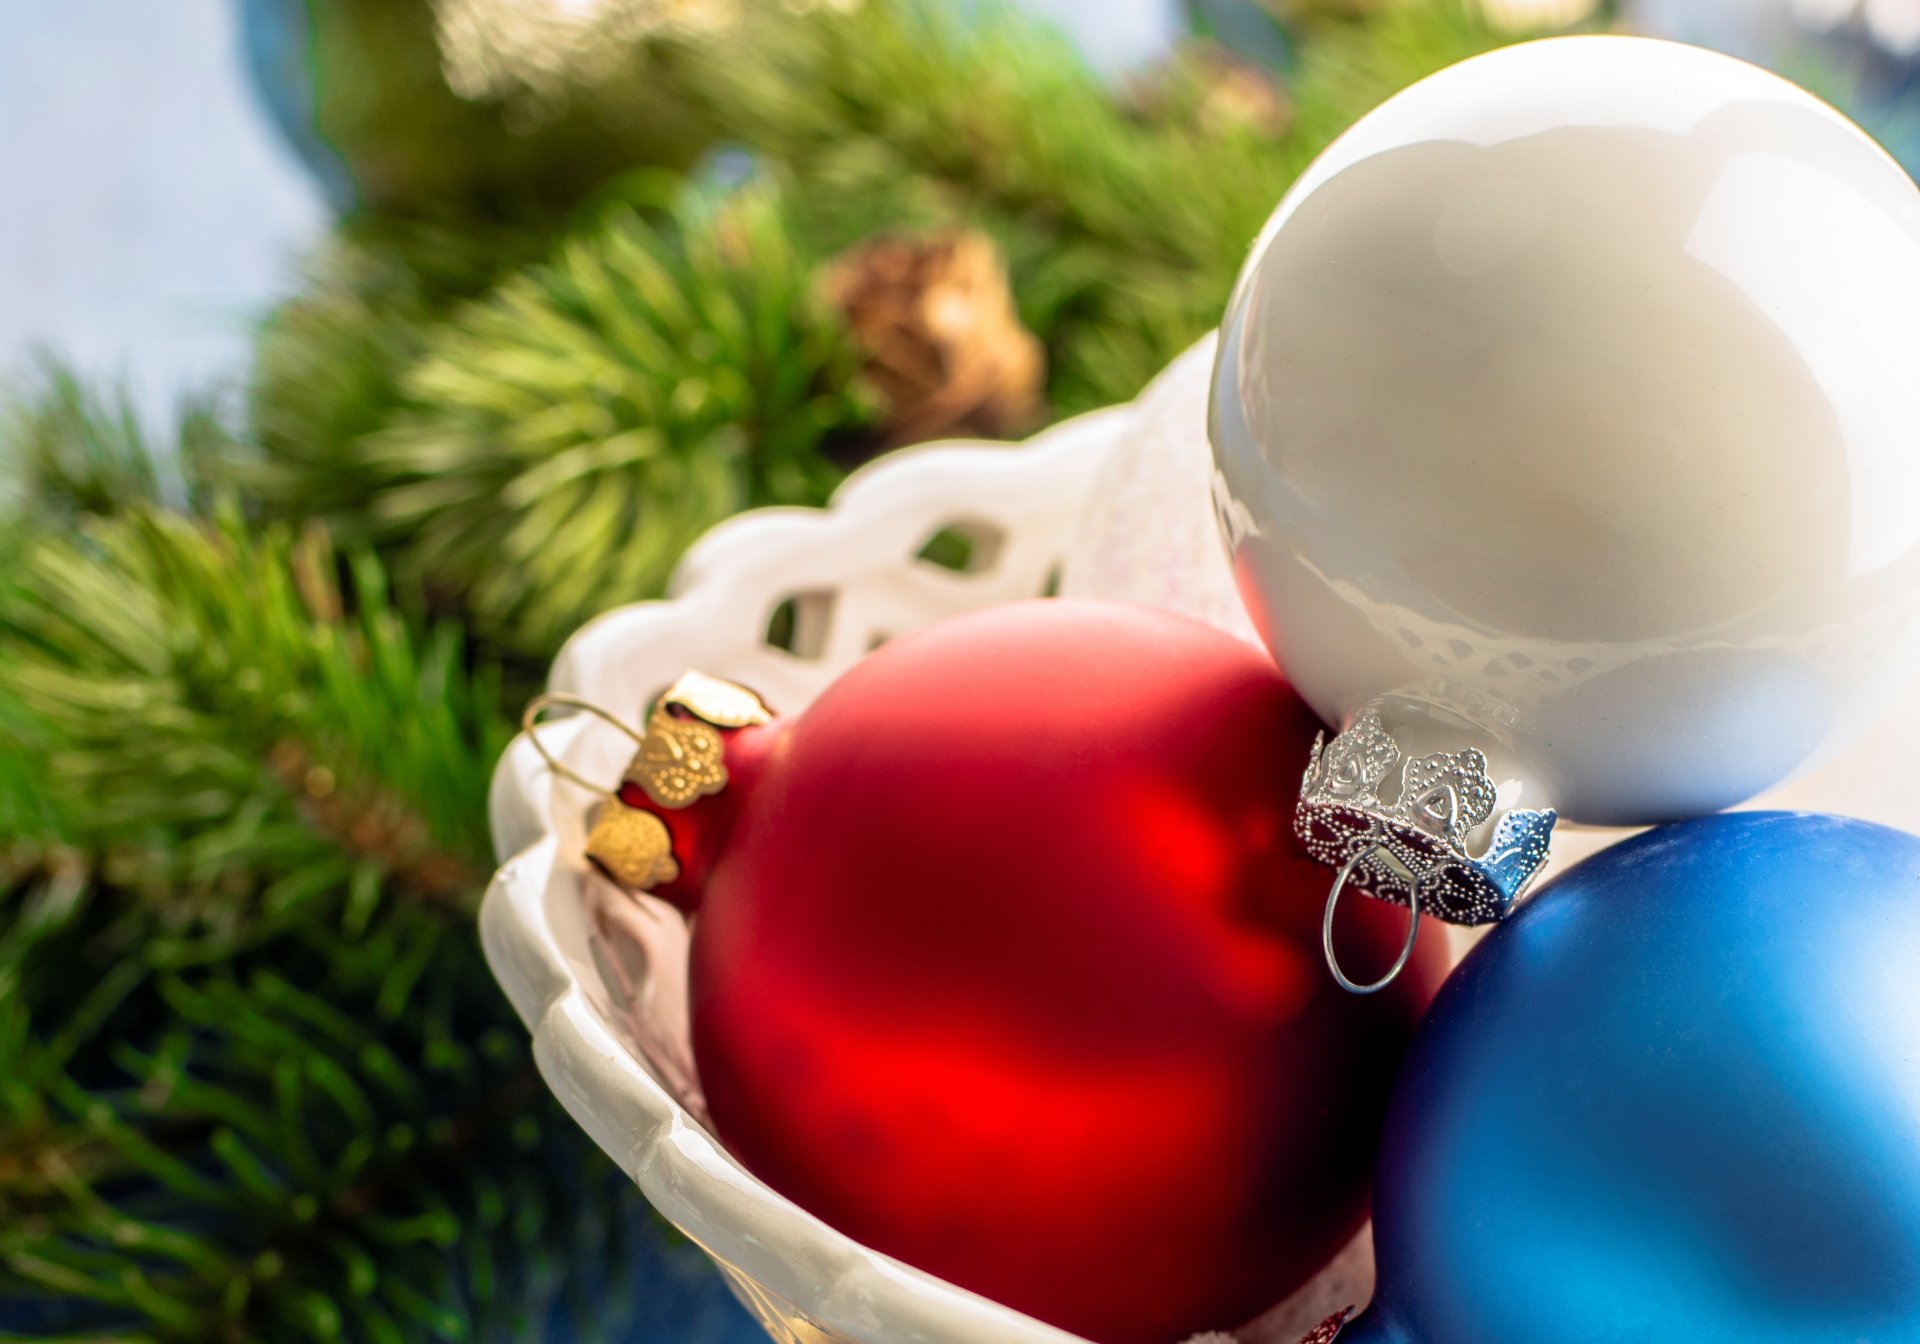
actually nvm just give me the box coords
[480,385,1387,1344]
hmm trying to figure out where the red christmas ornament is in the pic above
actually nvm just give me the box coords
[625,601,1448,1344]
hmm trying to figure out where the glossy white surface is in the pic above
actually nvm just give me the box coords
[1072,332,1920,870]
[1212,36,1920,826]
[484,408,1374,1344]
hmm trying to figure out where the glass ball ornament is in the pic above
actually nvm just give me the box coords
[1328,811,1920,1344]
[1211,36,1920,848]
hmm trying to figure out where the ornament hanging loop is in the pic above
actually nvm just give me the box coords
[1323,842,1423,996]
[521,692,646,797]
[522,692,685,891]
[1295,708,1556,938]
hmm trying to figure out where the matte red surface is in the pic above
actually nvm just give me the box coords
[653,601,1446,1344]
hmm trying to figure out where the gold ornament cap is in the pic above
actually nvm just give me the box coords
[523,672,772,895]
[623,671,773,812]
[585,802,681,891]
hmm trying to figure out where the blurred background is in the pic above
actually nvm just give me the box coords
[2,1,1919,1341]
[9,0,1920,438]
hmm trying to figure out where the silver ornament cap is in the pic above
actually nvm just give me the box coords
[1299,708,1556,925]
[1299,708,1556,993]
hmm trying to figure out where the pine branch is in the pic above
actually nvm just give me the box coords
[0,369,163,522]
[647,0,1516,411]
[0,860,655,1344]
[0,508,502,934]
[234,219,551,533]
[349,181,875,657]
[0,490,684,1342]
[665,0,1279,267]
[0,366,249,528]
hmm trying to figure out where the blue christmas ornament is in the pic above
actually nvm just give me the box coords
[1319,811,1920,1344]
[239,0,355,211]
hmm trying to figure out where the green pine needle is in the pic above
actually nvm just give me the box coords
[0,497,650,1342]
[0,507,503,931]
[236,220,550,532]
[356,182,875,656]
[0,859,649,1344]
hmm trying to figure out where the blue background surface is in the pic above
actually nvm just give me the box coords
[0,0,327,433]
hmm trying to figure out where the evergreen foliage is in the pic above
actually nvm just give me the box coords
[0,459,714,1341]
[352,183,874,656]
[238,219,548,530]
[0,1,1568,1337]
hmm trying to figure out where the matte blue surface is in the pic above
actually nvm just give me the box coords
[1346,812,1920,1344]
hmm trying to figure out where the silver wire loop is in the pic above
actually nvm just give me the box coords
[1322,842,1423,995]
[521,693,646,797]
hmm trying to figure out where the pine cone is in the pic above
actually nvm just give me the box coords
[1194,46,1290,138]
[823,229,1046,447]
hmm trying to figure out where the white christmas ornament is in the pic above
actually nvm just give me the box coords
[1211,36,1920,934]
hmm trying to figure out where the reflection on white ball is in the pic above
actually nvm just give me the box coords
[1211,35,1920,826]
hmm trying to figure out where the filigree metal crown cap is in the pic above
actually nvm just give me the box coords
[1297,708,1555,928]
